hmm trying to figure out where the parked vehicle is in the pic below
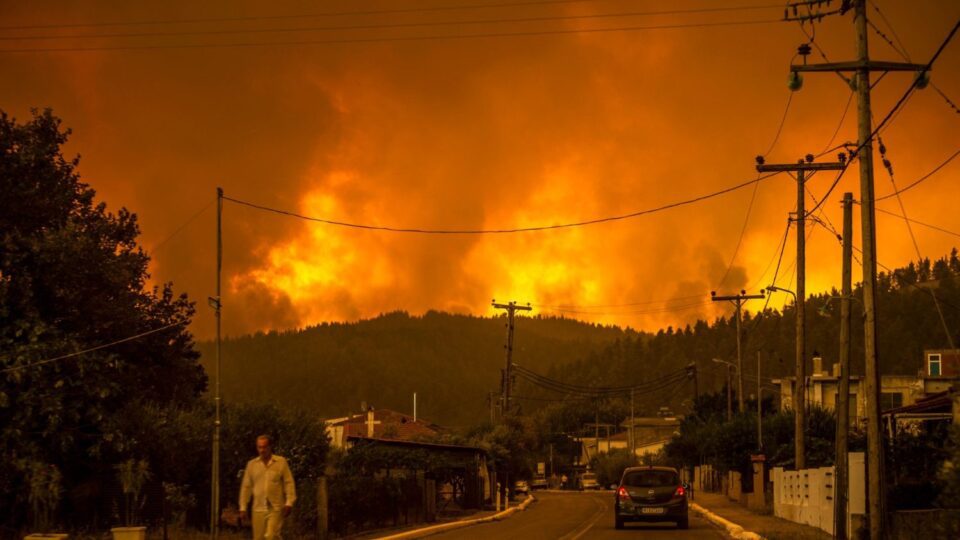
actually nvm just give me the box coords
[530,475,548,490]
[581,472,600,490]
[614,466,688,530]
[514,480,529,495]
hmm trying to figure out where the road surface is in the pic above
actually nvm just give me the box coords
[430,491,725,539]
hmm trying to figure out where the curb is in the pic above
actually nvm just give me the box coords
[375,494,535,539]
[690,502,764,540]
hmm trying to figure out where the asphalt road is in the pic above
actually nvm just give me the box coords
[430,491,725,539]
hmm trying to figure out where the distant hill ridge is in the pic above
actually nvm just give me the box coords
[198,310,634,427]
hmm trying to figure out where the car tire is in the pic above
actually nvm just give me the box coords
[677,517,689,529]
[615,517,624,530]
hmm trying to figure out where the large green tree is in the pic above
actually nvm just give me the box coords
[0,109,206,530]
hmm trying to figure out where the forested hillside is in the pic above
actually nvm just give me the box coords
[538,250,960,416]
[198,311,633,427]
[201,251,960,428]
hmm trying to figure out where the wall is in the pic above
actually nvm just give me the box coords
[771,452,865,536]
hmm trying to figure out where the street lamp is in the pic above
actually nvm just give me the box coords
[765,285,796,301]
[712,358,736,421]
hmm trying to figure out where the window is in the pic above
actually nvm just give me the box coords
[623,470,678,487]
[929,353,942,376]
[880,392,903,411]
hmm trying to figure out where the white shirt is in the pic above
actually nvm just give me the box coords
[239,455,297,511]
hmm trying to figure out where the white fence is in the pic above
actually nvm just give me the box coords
[771,452,865,536]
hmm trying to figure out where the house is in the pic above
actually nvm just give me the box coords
[344,436,492,510]
[575,415,682,464]
[621,416,682,458]
[325,406,444,449]
[772,350,960,424]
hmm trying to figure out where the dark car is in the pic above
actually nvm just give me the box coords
[614,466,688,530]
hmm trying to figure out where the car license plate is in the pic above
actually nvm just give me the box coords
[641,507,665,514]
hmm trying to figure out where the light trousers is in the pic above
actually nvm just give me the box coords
[251,508,284,539]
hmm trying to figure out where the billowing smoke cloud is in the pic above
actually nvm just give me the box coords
[2,0,958,338]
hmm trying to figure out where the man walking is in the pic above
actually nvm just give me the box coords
[239,434,296,539]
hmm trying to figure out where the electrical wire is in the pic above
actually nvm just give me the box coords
[222,172,783,234]
[867,1,960,116]
[2,6,790,42]
[0,1,785,31]
[717,173,763,289]
[0,18,783,53]
[147,197,215,254]
[536,300,713,316]
[532,293,704,310]
[1,320,188,374]
[806,16,960,217]
[876,136,956,349]
[871,206,960,239]
[817,90,854,157]
[513,363,689,395]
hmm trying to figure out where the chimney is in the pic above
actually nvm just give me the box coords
[367,408,375,438]
[813,353,823,377]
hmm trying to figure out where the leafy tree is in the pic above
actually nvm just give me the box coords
[0,109,205,530]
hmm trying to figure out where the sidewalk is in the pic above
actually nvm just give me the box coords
[693,491,832,540]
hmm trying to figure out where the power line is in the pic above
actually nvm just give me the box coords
[717,173,763,288]
[0,17,782,53]
[537,299,713,316]
[221,172,782,234]
[874,148,960,202]
[0,1,783,31]
[0,320,188,374]
[867,0,960,115]
[147,198,215,254]
[805,16,960,217]
[532,293,704,310]
[875,136,955,349]
[872,206,960,239]
[2,6,788,42]
[818,90,854,157]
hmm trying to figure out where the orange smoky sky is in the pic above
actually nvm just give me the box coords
[2,0,959,340]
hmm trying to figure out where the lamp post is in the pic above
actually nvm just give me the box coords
[712,358,736,421]
[767,284,807,469]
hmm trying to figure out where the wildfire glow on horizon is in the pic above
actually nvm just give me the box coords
[2,0,958,338]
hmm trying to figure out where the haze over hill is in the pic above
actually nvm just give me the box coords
[198,311,633,427]
[200,251,960,428]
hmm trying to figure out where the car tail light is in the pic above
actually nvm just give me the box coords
[618,486,630,501]
[675,485,686,497]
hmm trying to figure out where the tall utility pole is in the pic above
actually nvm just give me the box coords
[757,350,763,451]
[835,192,854,540]
[209,187,223,538]
[630,389,635,456]
[687,362,699,404]
[710,291,764,413]
[492,300,531,417]
[787,4,929,536]
[757,156,845,470]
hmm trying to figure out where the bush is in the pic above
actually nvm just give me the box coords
[591,449,638,487]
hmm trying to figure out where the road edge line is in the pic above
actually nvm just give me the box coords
[375,493,536,539]
[689,501,764,540]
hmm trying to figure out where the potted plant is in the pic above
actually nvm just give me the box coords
[111,459,150,540]
[23,461,68,539]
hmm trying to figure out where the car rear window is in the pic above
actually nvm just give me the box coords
[623,470,678,487]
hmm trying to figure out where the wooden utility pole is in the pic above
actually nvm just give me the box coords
[787,2,928,534]
[210,187,223,539]
[835,192,854,540]
[757,157,845,470]
[757,350,763,450]
[687,362,699,404]
[492,300,531,417]
[710,291,764,413]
